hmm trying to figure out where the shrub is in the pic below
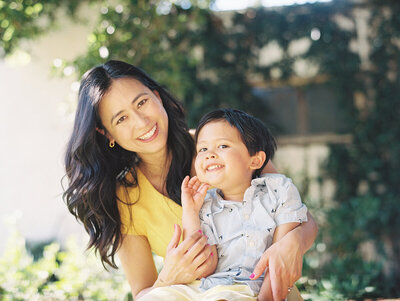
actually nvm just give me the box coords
[0,227,132,301]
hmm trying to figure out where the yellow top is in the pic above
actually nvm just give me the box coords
[117,168,183,258]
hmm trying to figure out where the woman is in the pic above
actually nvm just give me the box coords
[63,60,317,300]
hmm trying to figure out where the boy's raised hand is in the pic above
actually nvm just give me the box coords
[181,176,210,213]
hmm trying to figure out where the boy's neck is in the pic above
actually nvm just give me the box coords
[219,180,252,202]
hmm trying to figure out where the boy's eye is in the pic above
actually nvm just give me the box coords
[218,145,228,149]
[198,147,207,152]
[137,98,148,108]
[116,115,127,125]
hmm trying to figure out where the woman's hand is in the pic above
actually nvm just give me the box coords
[155,224,213,287]
[251,231,303,301]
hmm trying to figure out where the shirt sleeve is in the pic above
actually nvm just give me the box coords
[273,176,308,226]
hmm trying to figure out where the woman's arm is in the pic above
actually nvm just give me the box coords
[118,225,215,299]
[262,159,317,251]
[252,212,318,301]
[257,222,301,301]
[263,160,278,173]
[257,160,318,300]
[292,211,318,253]
[117,234,158,298]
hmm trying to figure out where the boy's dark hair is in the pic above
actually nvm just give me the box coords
[195,108,277,178]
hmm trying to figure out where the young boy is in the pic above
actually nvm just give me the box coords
[181,108,308,300]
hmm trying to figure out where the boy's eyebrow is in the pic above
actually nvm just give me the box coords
[110,92,148,124]
[196,137,234,144]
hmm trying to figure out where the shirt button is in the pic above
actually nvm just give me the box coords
[249,241,255,247]
[244,214,250,220]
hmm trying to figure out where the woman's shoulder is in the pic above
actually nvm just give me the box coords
[189,128,196,139]
[254,173,293,186]
[250,173,296,198]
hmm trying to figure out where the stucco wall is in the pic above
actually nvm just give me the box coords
[0,12,93,254]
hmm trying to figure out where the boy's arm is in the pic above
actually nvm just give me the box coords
[181,176,218,278]
[182,207,202,240]
[181,176,208,240]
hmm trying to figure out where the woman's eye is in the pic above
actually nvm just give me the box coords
[198,147,207,152]
[116,116,127,125]
[218,145,228,149]
[137,99,148,108]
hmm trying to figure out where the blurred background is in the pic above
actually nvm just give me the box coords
[1,0,399,300]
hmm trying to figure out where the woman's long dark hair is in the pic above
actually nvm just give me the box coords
[63,60,194,268]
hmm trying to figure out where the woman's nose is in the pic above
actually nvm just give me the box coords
[132,111,149,128]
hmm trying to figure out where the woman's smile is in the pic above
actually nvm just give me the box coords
[137,123,159,142]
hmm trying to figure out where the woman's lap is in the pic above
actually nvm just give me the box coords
[138,280,303,301]
[138,280,257,301]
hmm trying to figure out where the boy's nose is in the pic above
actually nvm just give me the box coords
[206,153,216,159]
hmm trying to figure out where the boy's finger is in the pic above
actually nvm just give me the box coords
[189,176,200,189]
[188,176,198,184]
[181,175,190,189]
[198,183,210,194]
[193,181,201,192]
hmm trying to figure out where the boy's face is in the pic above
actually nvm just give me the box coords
[195,120,262,196]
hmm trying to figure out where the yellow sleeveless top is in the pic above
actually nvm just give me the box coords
[117,168,183,258]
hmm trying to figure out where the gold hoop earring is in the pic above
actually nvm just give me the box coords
[109,141,115,148]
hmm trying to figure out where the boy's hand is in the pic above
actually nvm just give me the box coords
[181,176,210,213]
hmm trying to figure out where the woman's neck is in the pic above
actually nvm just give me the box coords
[138,150,172,195]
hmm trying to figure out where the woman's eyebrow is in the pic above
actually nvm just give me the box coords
[110,92,148,124]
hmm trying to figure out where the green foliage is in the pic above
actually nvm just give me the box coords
[0,0,85,56]
[0,228,132,300]
[65,0,270,127]
[322,1,400,297]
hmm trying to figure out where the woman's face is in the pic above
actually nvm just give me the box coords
[98,77,169,157]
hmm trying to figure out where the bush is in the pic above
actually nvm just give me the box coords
[0,227,132,301]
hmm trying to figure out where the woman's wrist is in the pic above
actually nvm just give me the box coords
[153,273,172,288]
[284,225,306,255]
[292,213,318,254]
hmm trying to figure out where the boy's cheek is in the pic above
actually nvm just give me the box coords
[196,170,207,183]
[194,156,203,174]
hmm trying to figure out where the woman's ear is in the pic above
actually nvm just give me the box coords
[153,90,161,99]
[96,127,114,142]
[249,151,267,170]
[96,127,105,136]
